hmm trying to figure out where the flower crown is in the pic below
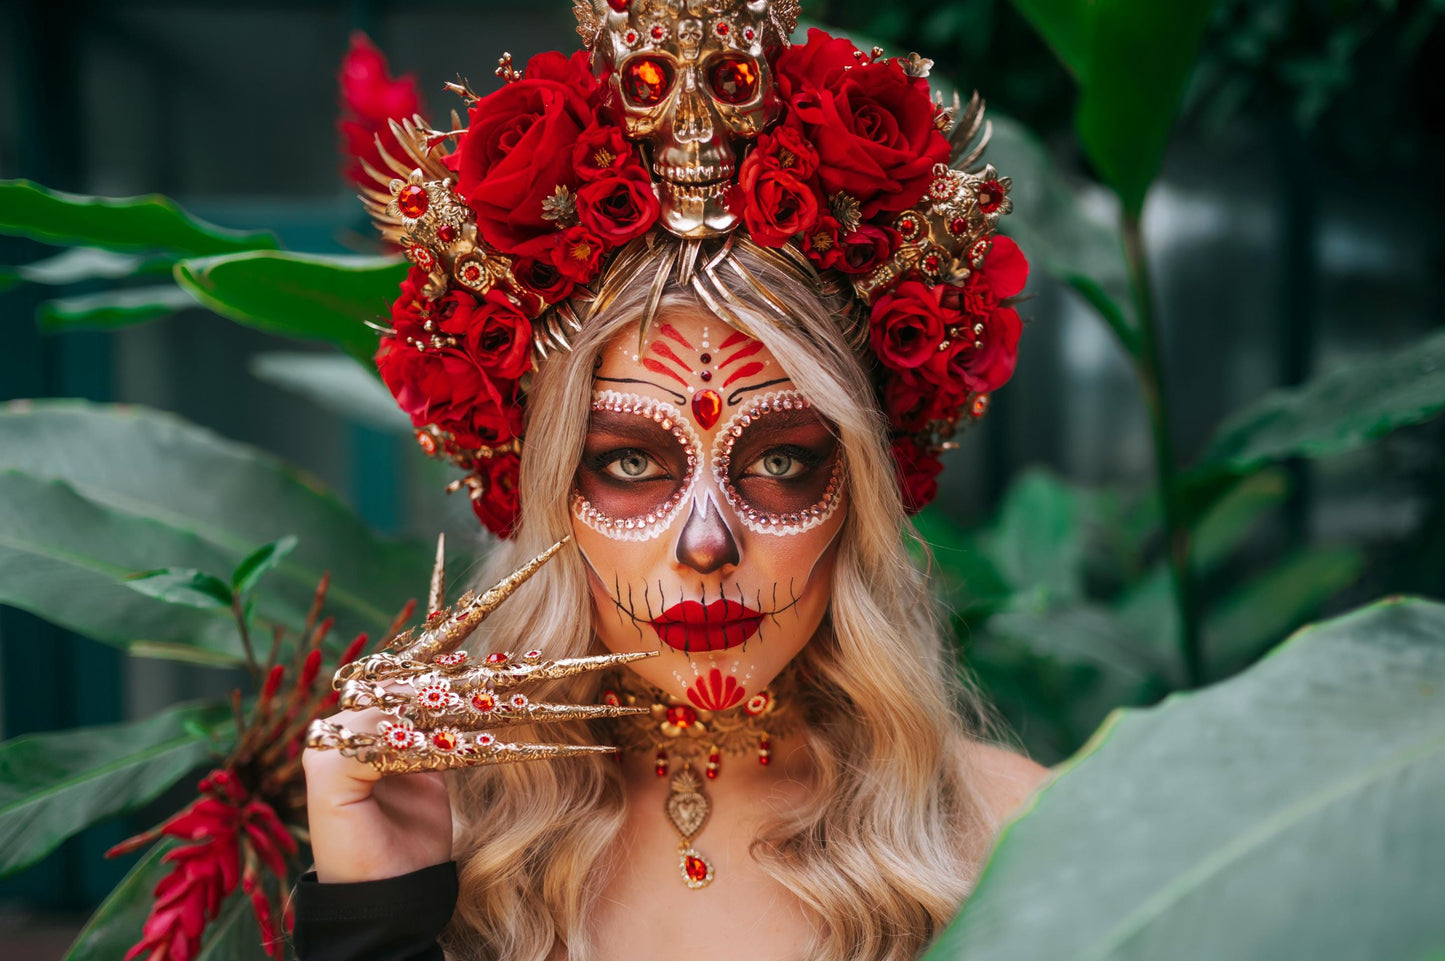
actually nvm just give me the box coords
[351,0,1028,538]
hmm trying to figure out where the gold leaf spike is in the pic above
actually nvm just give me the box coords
[949,92,991,173]
[428,533,446,617]
[397,536,572,664]
[638,241,682,355]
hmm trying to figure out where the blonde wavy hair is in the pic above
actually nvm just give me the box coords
[443,238,998,961]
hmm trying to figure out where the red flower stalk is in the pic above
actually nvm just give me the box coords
[110,573,413,961]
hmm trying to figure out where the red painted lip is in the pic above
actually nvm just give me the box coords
[649,599,763,652]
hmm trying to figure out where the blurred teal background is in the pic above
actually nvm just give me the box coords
[1,0,1441,937]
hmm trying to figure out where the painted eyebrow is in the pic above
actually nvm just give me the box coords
[726,378,792,406]
[593,376,687,406]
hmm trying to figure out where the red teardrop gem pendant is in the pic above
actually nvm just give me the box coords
[681,849,714,888]
[692,389,722,430]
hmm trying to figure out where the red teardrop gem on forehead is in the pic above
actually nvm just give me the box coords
[691,389,722,430]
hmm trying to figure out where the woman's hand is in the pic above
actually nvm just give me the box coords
[302,706,453,883]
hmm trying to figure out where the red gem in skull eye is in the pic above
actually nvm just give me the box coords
[623,57,674,107]
[710,56,759,104]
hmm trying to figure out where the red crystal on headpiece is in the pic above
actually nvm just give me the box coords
[606,0,630,10]
[436,223,457,244]
[978,180,1005,214]
[624,57,673,106]
[691,389,722,430]
[710,58,759,105]
[397,184,429,219]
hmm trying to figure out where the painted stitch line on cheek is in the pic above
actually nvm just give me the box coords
[572,391,702,541]
[712,390,845,536]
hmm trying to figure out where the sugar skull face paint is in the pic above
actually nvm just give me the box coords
[570,311,846,704]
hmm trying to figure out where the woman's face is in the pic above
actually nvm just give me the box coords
[569,309,846,709]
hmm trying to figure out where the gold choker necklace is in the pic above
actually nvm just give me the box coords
[602,668,799,889]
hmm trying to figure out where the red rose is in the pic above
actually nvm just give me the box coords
[469,452,522,538]
[930,305,1023,394]
[337,32,422,192]
[889,437,943,513]
[572,123,634,182]
[834,223,898,275]
[462,290,533,380]
[576,167,660,246]
[747,122,820,179]
[775,34,948,217]
[441,384,524,450]
[455,50,597,256]
[376,336,495,429]
[512,256,575,304]
[772,29,861,101]
[882,372,945,432]
[979,234,1029,300]
[550,225,606,283]
[869,280,946,370]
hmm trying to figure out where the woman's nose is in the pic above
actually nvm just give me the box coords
[675,492,740,574]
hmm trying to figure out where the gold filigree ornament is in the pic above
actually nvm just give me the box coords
[604,666,799,888]
[305,534,658,776]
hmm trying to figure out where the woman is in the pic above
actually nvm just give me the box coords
[299,2,1048,957]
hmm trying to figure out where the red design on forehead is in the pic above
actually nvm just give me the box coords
[722,361,765,387]
[718,339,763,370]
[658,323,694,350]
[649,340,692,373]
[718,331,751,351]
[642,358,689,387]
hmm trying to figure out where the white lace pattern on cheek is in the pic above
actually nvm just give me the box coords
[711,390,844,536]
[571,390,703,542]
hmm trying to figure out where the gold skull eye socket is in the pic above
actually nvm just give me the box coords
[622,56,676,107]
[709,55,760,105]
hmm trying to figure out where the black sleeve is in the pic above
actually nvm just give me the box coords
[291,861,459,961]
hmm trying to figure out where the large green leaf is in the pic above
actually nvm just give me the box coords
[1196,326,1445,473]
[1202,546,1364,680]
[248,351,408,432]
[0,247,175,289]
[0,471,257,661]
[0,180,276,256]
[65,840,178,961]
[174,251,405,364]
[0,701,233,877]
[0,401,433,650]
[1008,0,1220,214]
[927,596,1445,961]
[37,286,198,332]
[982,469,1087,603]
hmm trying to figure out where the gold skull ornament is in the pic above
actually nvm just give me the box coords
[591,0,784,238]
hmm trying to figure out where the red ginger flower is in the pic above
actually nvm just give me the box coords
[109,578,413,961]
[338,31,424,191]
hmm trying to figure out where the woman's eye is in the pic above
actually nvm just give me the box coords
[746,449,807,480]
[602,449,666,481]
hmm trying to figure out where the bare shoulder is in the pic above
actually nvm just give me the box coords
[960,740,1053,825]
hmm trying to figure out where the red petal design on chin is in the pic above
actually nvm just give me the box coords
[685,668,746,710]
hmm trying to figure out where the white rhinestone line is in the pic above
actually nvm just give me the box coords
[711,390,844,536]
[572,391,703,542]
